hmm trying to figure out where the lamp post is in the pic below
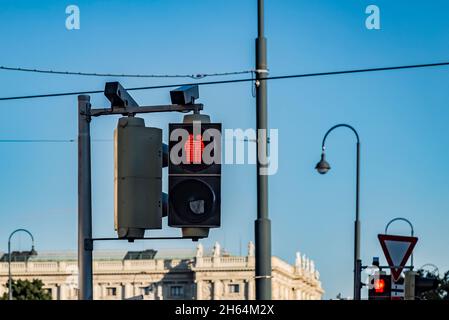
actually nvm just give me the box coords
[8,229,37,300]
[315,124,361,300]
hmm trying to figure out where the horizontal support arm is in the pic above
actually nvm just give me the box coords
[84,235,205,251]
[90,103,203,117]
[361,265,414,270]
[89,236,198,241]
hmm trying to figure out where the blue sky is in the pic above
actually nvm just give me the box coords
[0,0,449,299]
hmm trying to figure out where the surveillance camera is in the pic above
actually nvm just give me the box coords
[170,85,199,105]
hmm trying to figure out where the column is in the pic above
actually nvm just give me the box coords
[124,283,133,299]
[51,286,58,300]
[295,288,301,300]
[121,284,126,300]
[272,282,279,300]
[196,280,203,300]
[101,284,107,300]
[59,284,67,300]
[246,279,255,300]
[157,283,163,300]
[213,280,222,300]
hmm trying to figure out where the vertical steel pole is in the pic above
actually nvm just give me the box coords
[354,142,361,300]
[78,95,93,300]
[255,0,272,300]
[8,240,11,300]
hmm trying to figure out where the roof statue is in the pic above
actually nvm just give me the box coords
[295,252,302,267]
[196,243,204,258]
[248,241,255,257]
[213,242,221,257]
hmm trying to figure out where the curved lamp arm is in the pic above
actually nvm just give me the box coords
[385,217,414,237]
[384,217,415,269]
[8,228,35,300]
[419,263,439,276]
[321,124,360,150]
[8,229,35,247]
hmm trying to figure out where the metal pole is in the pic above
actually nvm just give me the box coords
[354,142,361,300]
[78,95,93,300]
[255,0,271,300]
[321,124,361,300]
[8,239,11,300]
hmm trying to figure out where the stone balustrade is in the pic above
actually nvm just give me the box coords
[0,256,320,283]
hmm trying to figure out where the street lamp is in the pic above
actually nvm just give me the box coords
[315,124,361,300]
[8,229,37,300]
[315,153,331,174]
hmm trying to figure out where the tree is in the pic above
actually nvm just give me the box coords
[417,269,449,300]
[1,279,52,300]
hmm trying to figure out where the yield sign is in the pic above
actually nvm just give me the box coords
[378,234,418,282]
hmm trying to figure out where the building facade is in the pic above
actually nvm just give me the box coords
[0,242,324,300]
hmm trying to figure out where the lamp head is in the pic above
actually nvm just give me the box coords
[315,152,331,174]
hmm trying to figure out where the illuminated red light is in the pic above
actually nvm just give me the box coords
[185,134,204,164]
[374,279,385,293]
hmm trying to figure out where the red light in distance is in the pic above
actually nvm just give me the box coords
[374,279,386,293]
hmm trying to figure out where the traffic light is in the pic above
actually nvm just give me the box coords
[415,275,439,299]
[114,116,163,239]
[368,272,391,300]
[405,271,439,300]
[168,113,221,237]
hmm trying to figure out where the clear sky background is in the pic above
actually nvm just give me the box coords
[0,0,449,299]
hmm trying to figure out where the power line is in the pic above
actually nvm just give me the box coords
[0,61,448,102]
[0,139,111,143]
[0,65,253,79]
[0,139,75,143]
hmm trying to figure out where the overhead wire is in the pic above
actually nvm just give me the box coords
[0,65,253,79]
[0,139,111,143]
[0,61,448,101]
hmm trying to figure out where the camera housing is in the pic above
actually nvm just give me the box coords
[170,85,199,105]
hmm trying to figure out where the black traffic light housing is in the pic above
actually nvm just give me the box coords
[368,273,392,300]
[415,275,439,299]
[168,118,221,231]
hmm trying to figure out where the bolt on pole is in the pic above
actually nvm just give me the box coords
[78,95,93,300]
[255,0,272,300]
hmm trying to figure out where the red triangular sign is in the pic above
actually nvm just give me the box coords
[378,234,418,282]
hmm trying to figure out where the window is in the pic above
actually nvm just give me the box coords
[141,286,153,296]
[106,287,117,296]
[170,285,184,297]
[229,284,240,294]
